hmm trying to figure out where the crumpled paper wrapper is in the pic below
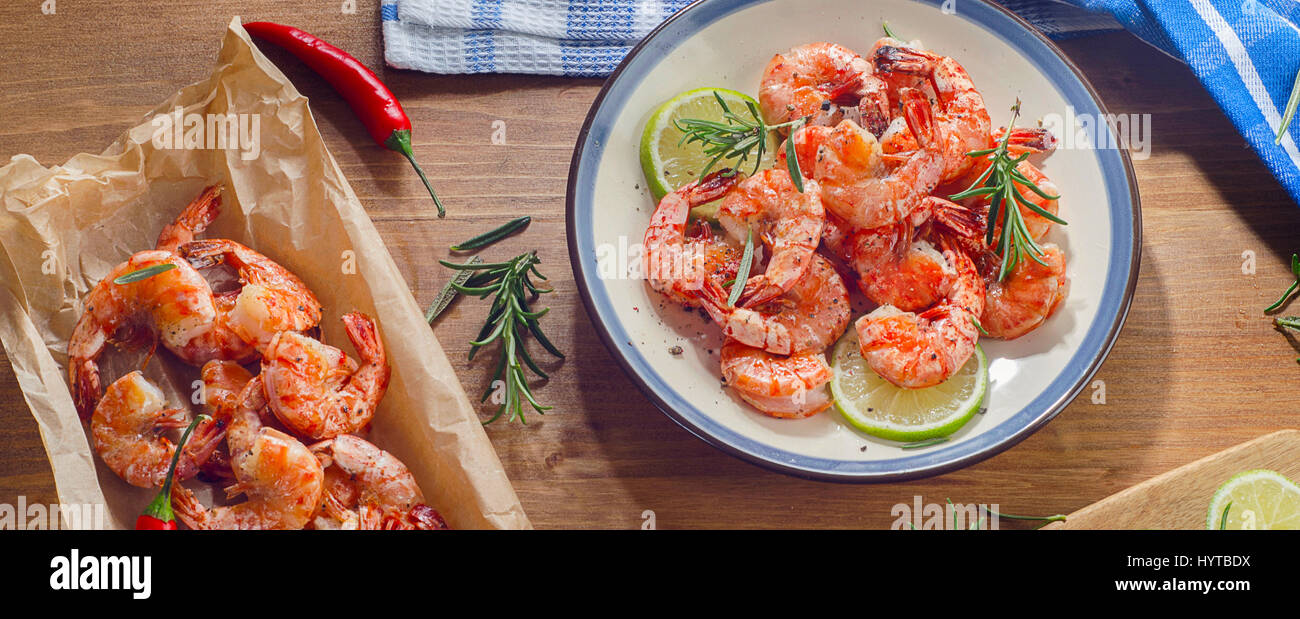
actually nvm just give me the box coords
[0,17,530,529]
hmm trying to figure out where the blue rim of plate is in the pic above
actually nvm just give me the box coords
[565,0,1142,482]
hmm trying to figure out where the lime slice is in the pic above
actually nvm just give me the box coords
[830,328,988,442]
[639,87,776,218]
[1206,469,1300,530]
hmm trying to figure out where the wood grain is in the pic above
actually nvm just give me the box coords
[1044,431,1300,529]
[3,1,1300,529]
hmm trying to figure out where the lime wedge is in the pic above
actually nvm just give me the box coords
[830,328,988,442]
[639,87,775,218]
[1207,469,1300,530]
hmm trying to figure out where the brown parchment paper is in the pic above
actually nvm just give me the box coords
[0,17,530,530]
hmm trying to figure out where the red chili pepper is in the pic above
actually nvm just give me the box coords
[135,414,210,530]
[243,21,445,217]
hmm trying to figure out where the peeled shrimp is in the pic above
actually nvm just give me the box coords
[91,371,222,488]
[67,251,247,418]
[759,42,891,135]
[309,435,447,530]
[873,44,992,183]
[643,170,741,305]
[811,88,943,231]
[855,239,985,389]
[179,238,322,353]
[193,360,255,483]
[982,243,1068,339]
[172,376,324,530]
[717,168,825,307]
[262,312,390,440]
[719,339,833,419]
[849,196,983,312]
[696,253,850,355]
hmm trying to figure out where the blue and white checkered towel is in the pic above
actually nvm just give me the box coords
[381,0,1300,203]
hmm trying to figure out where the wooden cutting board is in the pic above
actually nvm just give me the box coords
[1043,430,1300,529]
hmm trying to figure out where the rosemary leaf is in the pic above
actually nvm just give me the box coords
[728,228,755,307]
[112,263,177,285]
[1278,67,1300,144]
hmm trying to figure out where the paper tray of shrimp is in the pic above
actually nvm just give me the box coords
[0,18,529,529]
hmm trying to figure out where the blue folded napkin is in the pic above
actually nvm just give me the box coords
[381,0,1300,204]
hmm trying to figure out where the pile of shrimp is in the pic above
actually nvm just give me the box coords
[645,38,1069,419]
[71,186,447,530]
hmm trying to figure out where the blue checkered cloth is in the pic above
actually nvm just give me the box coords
[381,0,1300,203]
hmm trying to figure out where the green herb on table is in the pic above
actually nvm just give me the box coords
[1265,253,1300,312]
[675,91,808,190]
[439,251,563,424]
[1277,67,1300,145]
[426,255,483,324]
[113,263,177,285]
[450,217,531,252]
[950,100,1067,282]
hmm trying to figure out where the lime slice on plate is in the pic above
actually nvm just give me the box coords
[639,87,776,219]
[1206,469,1300,529]
[830,328,988,442]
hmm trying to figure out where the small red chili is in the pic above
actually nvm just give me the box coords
[244,21,445,217]
[135,414,210,530]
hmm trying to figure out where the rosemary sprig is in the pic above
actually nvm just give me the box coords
[113,263,177,284]
[438,251,564,424]
[675,91,807,190]
[1265,253,1300,312]
[1277,67,1300,145]
[950,100,1067,282]
[450,216,531,252]
[426,255,483,323]
[727,228,756,307]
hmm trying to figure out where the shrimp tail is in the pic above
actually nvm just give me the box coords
[156,185,221,253]
[873,46,943,101]
[899,87,938,151]
[692,168,740,203]
[70,359,100,420]
[177,239,229,270]
[927,196,985,241]
[341,312,385,365]
[1002,126,1058,154]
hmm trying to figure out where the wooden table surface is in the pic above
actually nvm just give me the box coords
[3,1,1299,529]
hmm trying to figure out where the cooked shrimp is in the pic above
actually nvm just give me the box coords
[874,44,992,183]
[812,88,943,231]
[849,196,983,311]
[90,371,223,488]
[193,360,255,483]
[67,251,252,418]
[696,253,850,355]
[759,42,891,135]
[179,238,322,352]
[262,312,390,440]
[855,238,985,389]
[719,339,833,419]
[954,127,1060,241]
[982,243,1068,339]
[644,170,740,305]
[310,435,447,530]
[172,376,324,530]
[718,167,825,307]
[155,185,222,254]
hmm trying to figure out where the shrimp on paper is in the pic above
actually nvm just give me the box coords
[644,170,742,306]
[855,237,985,389]
[982,243,1068,339]
[262,312,390,440]
[759,42,891,136]
[873,44,992,183]
[90,371,224,488]
[193,359,255,483]
[719,339,834,419]
[179,238,322,353]
[717,168,825,307]
[67,251,242,419]
[696,253,850,355]
[172,376,324,530]
[155,185,223,254]
[309,435,447,530]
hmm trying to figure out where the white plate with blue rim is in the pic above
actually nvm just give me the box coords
[566,0,1140,482]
